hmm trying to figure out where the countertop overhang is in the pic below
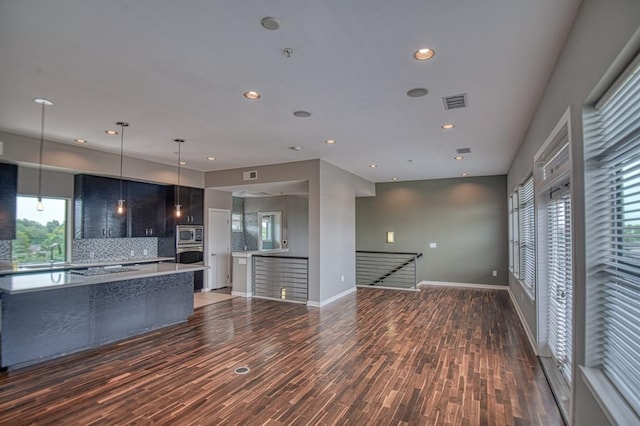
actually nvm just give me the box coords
[0,263,206,295]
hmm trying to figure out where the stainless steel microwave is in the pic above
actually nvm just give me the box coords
[176,225,203,246]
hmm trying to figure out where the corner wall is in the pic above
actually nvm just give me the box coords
[356,175,508,286]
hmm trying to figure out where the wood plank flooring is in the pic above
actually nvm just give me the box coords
[0,287,562,425]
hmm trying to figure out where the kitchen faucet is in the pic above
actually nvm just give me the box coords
[49,243,62,264]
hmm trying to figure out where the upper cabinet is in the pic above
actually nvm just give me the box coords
[74,175,128,238]
[0,163,18,240]
[128,181,167,238]
[169,186,204,225]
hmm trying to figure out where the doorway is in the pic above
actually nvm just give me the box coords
[207,209,231,290]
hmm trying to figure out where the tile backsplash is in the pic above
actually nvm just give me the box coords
[243,213,259,251]
[72,238,158,263]
[0,240,11,261]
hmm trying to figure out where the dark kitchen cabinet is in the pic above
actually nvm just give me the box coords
[168,186,204,225]
[128,181,167,237]
[0,163,17,240]
[74,175,128,238]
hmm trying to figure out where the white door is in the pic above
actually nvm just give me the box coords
[207,209,230,290]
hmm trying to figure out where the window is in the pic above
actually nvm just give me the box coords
[584,54,640,420]
[518,176,535,298]
[12,196,67,264]
[508,190,520,277]
[535,109,574,420]
[231,213,243,232]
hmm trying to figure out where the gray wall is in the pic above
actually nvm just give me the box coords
[357,175,508,286]
[506,1,640,424]
[205,159,374,304]
[243,195,309,257]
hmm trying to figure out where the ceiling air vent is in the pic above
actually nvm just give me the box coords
[456,147,471,154]
[443,93,467,110]
[243,170,258,181]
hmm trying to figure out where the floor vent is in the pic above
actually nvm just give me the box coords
[234,366,250,375]
[443,93,468,110]
[456,147,471,154]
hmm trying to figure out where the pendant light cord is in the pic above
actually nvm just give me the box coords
[37,102,45,201]
[119,123,125,200]
[177,140,181,206]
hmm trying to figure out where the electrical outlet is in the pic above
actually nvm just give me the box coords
[143,249,148,256]
[429,242,437,248]
[341,275,344,282]
[89,251,95,259]
[130,250,135,257]
[492,270,498,277]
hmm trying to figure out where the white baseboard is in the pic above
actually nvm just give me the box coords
[356,285,420,292]
[231,291,252,298]
[418,280,508,291]
[307,286,357,308]
[507,288,537,355]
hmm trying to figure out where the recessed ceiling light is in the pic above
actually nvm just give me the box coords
[406,88,429,98]
[206,156,216,161]
[105,129,119,136]
[369,164,378,168]
[325,139,336,144]
[289,146,301,151]
[33,98,53,106]
[243,91,261,100]
[74,138,87,144]
[293,110,311,118]
[414,48,435,61]
[461,172,469,177]
[180,161,187,165]
[454,156,464,160]
[442,123,455,130]
[392,177,398,181]
[260,17,280,31]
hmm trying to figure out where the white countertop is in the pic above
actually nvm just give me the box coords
[0,257,176,276]
[232,249,290,258]
[0,263,206,295]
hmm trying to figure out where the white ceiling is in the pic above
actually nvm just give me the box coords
[0,0,582,183]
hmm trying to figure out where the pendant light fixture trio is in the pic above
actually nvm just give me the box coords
[115,121,129,215]
[33,98,53,211]
[174,138,185,218]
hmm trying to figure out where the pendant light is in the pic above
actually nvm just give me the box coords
[115,121,129,215]
[174,139,185,218]
[33,98,53,211]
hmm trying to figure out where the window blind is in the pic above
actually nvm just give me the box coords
[519,176,535,297]
[546,189,572,383]
[585,56,640,416]
[511,191,520,278]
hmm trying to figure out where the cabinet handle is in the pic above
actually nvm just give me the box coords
[145,228,149,236]
[108,228,112,237]
[102,229,106,237]
[149,228,153,236]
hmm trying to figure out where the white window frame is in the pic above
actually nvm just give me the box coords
[582,52,640,426]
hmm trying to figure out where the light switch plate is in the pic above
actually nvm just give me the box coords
[239,258,247,265]
[429,242,437,248]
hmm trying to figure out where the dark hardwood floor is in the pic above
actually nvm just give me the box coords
[0,287,561,425]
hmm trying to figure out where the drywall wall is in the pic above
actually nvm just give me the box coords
[205,159,374,304]
[356,175,508,286]
[0,131,203,188]
[506,1,640,424]
[243,195,309,257]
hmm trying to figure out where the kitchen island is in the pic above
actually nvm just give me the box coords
[0,263,205,370]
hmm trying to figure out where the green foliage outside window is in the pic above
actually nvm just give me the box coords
[13,219,66,264]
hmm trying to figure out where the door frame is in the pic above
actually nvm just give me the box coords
[205,208,231,291]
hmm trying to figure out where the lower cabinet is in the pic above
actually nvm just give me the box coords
[0,163,17,240]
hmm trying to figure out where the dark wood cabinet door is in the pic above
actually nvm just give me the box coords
[189,188,204,225]
[105,178,128,238]
[129,182,166,237]
[75,175,108,239]
[0,163,18,240]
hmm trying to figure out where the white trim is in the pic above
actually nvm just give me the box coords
[581,366,640,426]
[356,285,420,292]
[307,286,357,308]
[231,290,252,298]
[508,288,538,355]
[418,280,508,291]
